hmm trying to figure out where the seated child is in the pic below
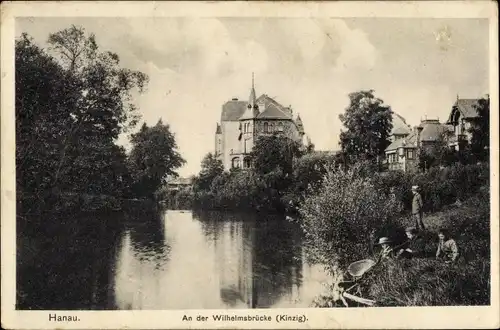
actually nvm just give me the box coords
[376,237,395,260]
[397,227,425,259]
[435,228,459,263]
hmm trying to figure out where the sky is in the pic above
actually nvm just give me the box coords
[16,17,489,177]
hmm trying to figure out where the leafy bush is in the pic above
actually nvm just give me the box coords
[299,163,402,269]
[373,163,489,213]
[311,189,490,307]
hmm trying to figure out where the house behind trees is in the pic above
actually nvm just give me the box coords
[385,96,481,172]
[214,75,310,171]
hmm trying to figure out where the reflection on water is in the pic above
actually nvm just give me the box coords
[114,210,330,309]
[17,209,331,310]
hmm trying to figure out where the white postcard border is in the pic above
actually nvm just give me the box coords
[1,1,499,329]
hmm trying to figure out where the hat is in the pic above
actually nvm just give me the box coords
[412,185,419,191]
[376,237,392,245]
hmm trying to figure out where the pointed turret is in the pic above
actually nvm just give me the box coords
[240,73,260,120]
[215,123,222,134]
[295,114,304,133]
[248,72,257,109]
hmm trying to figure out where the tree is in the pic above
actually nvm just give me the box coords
[339,90,393,166]
[47,25,98,73]
[250,133,304,176]
[15,34,80,202]
[418,132,458,171]
[193,153,224,192]
[47,25,148,187]
[291,152,336,195]
[16,28,150,212]
[469,95,490,161]
[128,120,185,198]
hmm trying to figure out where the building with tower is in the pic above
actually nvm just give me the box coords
[215,75,310,170]
[384,94,485,172]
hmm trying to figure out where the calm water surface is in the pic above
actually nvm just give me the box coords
[17,210,331,310]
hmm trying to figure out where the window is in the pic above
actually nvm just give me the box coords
[269,123,274,132]
[264,122,269,133]
[407,150,414,159]
[388,153,397,163]
[231,157,240,169]
[277,122,284,132]
[244,157,251,168]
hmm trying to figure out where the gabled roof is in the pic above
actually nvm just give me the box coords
[456,99,480,118]
[446,98,480,123]
[392,126,412,135]
[257,106,292,119]
[391,111,412,136]
[386,132,418,152]
[255,95,293,120]
[385,120,454,152]
[221,100,247,121]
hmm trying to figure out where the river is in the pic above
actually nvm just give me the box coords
[17,209,331,310]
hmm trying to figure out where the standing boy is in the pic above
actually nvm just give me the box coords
[412,185,425,230]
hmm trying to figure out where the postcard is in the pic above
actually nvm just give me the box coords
[1,1,499,329]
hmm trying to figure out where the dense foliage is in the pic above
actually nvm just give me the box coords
[339,90,393,166]
[468,95,490,161]
[191,134,332,212]
[373,163,489,213]
[128,120,185,199]
[192,153,224,192]
[250,134,304,176]
[299,163,403,268]
[16,26,182,216]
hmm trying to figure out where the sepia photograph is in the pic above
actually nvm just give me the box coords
[1,1,499,329]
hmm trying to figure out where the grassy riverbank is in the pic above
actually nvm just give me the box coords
[313,190,490,307]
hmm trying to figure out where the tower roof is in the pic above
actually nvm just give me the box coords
[215,123,222,134]
[240,73,259,120]
[249,72,257,107]
[295,114,304,133]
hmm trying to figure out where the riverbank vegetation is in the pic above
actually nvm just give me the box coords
[16,26,184,222]
[190,135,337,212]
[187,87,491,307]
[299,90,491,307]
[310,183,490,307]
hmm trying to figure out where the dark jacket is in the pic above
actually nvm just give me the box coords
[399,236,425,258]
